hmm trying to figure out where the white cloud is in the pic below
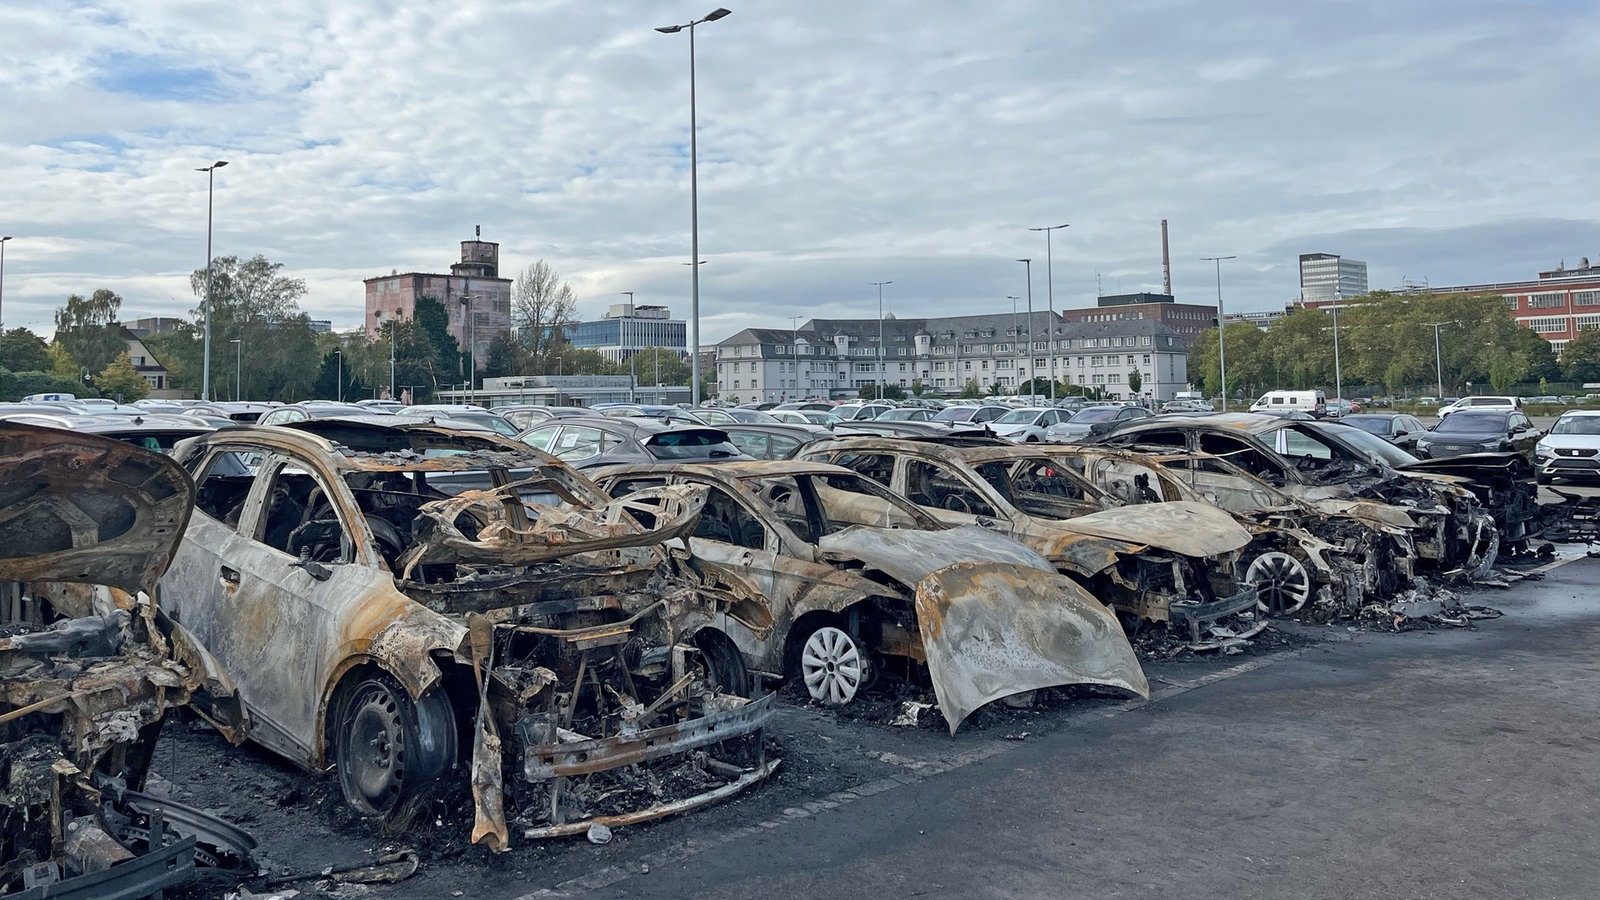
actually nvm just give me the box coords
[0,0,1594,344]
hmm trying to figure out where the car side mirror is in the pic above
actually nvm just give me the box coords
[294,549,333,582]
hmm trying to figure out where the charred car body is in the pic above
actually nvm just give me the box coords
[1050,445,1420,619]
[796,437,1260,642]
[592,461,1148,731]
[158,417,776,848]
[0,423,253,897]
[1090,415,1500,576]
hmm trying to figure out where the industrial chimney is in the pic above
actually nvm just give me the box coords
[1161,220,1172,295]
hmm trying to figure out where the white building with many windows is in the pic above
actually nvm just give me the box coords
[715,314,1188,402]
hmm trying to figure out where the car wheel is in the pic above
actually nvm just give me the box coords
[334,673,457,818]
[1245,551,1313,617]
[798,624,871,706]
[1025,435,1039,443]
[695,629,751,698]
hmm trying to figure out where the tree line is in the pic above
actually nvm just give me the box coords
[1,255,696,404]
[1187,291,1570,399]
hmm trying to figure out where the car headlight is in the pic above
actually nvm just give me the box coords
[1535,442,1554,457]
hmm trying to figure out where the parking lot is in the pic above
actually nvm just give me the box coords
[144,551,1599,899]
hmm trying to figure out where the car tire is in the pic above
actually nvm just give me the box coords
[1244,550,1313,617]
[796,620,872,706]
[333,672,457,818]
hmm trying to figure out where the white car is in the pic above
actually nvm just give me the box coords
[988,407,1066,442]
[1438,396,1521,418]
[1534,410,1600,484]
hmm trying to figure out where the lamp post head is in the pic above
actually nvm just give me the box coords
[195,160,229,173]
[705,7,732,21]
[1028,224,1069,232]
[1017,258,1030,264]
[655,23,683,33]
[0,236,11,242]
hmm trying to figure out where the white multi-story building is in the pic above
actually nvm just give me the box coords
[715,313,1188,402]
[1298,252,1369,305]
[567,302,687,363]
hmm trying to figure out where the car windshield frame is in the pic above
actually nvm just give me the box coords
[1434,412,1510,435]
[1551,415,1600,436]
[1069,407,1120,423]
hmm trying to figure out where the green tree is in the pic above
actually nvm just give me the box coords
[414,295,464,387]
[94,354,149,402]
[483,332,526,379]
[0,372,88,402]
[959,378,982,399]
[1127,370,1143,394]
[910,377,924,397]
[141,327,201,394]
[1562,329,1600,383]
[627,347,690,388]
[188,255,320,401]
[53,290,127,376]
[46,343,79,382]
[0,329,50,374]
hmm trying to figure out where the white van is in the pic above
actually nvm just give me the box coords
[1249,389,1326,416]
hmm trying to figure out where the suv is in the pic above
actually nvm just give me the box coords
[1437,396,1521,418]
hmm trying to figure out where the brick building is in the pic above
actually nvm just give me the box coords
[363,236,513,374]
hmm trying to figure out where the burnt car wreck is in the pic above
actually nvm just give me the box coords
[0,423,254,898]
[158,417,776,850]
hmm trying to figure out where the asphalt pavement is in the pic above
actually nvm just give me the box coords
[575,558,1600,900]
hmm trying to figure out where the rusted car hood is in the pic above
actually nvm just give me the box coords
[1047,501,1251,558]
[820,526,1148,733]
[0,421,194,594]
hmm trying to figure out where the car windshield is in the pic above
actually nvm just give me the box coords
[1070,408,1120,423]
[1325,425,1419,466]
[645,430,742,460]
[741,472,938,542]
[877,409,922,421]
[1552,416,1600,435]
[994,410,1042,425]
[932,408,973,422]
[973,457,1099,520]
[1339,416,1389,435]
[1436,412,1508,435]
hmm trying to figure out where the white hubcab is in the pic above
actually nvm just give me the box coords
[800,626,868,705]
[1246,551,1312,616]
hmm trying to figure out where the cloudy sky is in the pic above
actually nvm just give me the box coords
[2,0,1596,346]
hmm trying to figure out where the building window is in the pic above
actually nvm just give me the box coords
[1143,354,1151,365]
[1526,316,1568,333]
[997,359,1013,369]
[1142,336,1152,346]
[1575,291,1600,306]
[1528,292,1566,309]
[1575,314,1600,331]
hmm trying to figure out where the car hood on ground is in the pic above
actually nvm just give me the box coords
[818,525,1147,733]
[0,422,194,594]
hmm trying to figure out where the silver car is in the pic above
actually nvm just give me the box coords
[1535,410,1600,483]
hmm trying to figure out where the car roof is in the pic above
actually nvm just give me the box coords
[523,414,727,438]
[598,459,851,482]
[180,415,556,473]
[810,434,1062,463]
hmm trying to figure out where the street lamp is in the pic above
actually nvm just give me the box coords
[871,281,892,400]
[1423,321,1453,399]
[0,236,12,373]
[656,7,732,408]
[196,160,228,402]
[1017,259,1033,397]
[457,294,480,405]
[1200,255,1237,410]
[622,291,637,403]
[229,339,241,401]
[1331,288,1343,409]
[1028,223,1069,401]
[334,348,343,403]
[790,314,803,400]
[373,309,398,399]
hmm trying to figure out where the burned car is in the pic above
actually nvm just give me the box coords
[1090,414,1501,575]
[796,437,1260,642]
[157,417,776,848]
[592,461,1147,731]
[0,423,253,897]
[1050,445,1420,619]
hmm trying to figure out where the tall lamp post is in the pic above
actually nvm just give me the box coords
[790,314,803,400]
[457,294,479,405]
[0,236,12,373]
[656,7,732,408]
[373,309,398,399]
[1200,255,1236,410]
[1331,288,1344,409]
[334,348,343,403]
[1423,321,1451,399]
[871,281,892,399]
[1028,223,1069,400]
[196,160,228,401]
[621,291,636,403]
[229,339,242,401]
[1016,259,1033,397]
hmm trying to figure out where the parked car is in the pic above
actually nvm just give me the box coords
[1437,396,1521,418]
[591,461,1145,726]
[491,404,589,431]
[1045,405,1152,442]
[875,408,934,422]
[834,403,896,421]
[518,415,747,469]
[988,407,1067,442]
[257,402,372,425]
[770,409,844,427]
[1052,444,1419,618]
[1338,413,1430,452]
[0,411,214,453]
[694,407,782,425]
[157,417,776,843]
[720,422,832,460]
[1250,390,1326,417]
[397,404,521,436]
[773,401,836,412]
[183,402,278,424]
[0,423,254,895]
[1414,410,1541,460]
[931,404,1009,426]
[1090,413,1507,569]
[798,437,1260,641]
[1534,410,1600,483]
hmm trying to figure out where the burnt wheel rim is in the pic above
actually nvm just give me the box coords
[345,685,407,813]
[1246,551,1312,616]
[801,626,866,705]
